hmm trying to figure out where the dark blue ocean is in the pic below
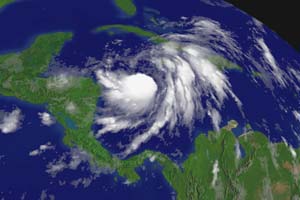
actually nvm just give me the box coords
[1,0,300,199]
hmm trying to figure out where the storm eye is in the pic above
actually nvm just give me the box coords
[120,73,158,107]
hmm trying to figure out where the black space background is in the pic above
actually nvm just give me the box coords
[225,1,300,52]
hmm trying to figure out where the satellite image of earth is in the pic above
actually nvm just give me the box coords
[1,0,300,199]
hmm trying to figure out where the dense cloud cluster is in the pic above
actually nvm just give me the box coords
[94,18,244,156]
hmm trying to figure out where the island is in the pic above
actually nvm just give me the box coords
[209,56,243,72]
[94,24,167,44]
[114,0,137,16]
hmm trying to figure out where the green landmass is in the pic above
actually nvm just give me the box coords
[0,0,13,8]
[160,121,300,200]
[0,33,110,166]
[0,32,151,181]
[149,17,159,25]
[118,120,300,199]
[114,0,137,16]
[95,24,167,43]
[252,71,262,78]
[0,32,299,199]
[209,56,243,71]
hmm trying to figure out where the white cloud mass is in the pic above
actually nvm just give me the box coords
[94,17,243,157]
[0,108,23,134]
[38,112,55,126]
[29,142,54,156]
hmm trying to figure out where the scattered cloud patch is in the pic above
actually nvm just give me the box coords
[29,142,54,156]
[208,108,221,132]
[293,110,300,122]
[235,141,241,160]
[200,0,232,7]
[281,136,297,159]
[123,180,132,185]
[289,146,297,159]
[212,160,219,187]
[46,149,92,177]
[40,190,55,200]
[38,112,55,126]
[149,155,156,162]
[66,102,77,114]
[257,38,286,87]
[46,74,74,90]
[70,177,94,188]
[0,108,23,134]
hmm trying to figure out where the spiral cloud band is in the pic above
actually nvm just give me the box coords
[94,18,244,156]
